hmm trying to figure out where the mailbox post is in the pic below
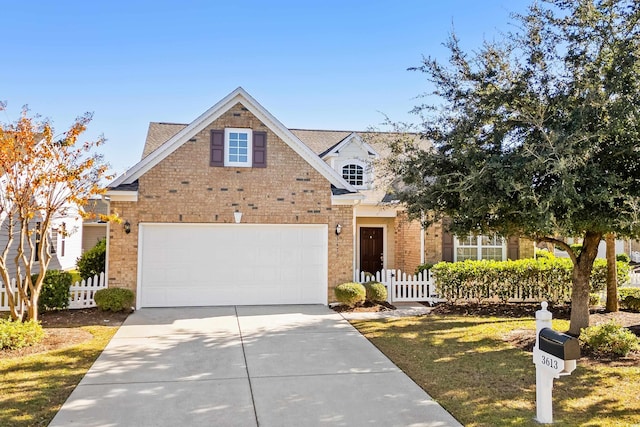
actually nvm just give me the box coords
[532,302,580,424]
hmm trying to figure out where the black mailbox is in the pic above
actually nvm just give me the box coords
[539,328,581,360]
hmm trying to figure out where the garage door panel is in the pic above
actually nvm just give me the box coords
[139,224,328,307]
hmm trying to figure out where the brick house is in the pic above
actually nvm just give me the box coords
[106,87,531,308]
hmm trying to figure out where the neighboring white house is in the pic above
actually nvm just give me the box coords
[81,198,108,253]
[553,237,636,260]
[0,209,83,278]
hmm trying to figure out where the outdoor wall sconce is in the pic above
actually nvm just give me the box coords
[123,220,131,234]
[335,224,342,235]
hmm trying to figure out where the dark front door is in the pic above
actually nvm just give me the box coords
[360,227,383,274]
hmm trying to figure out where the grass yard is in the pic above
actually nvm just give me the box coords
[352,315,640,427]
[0,325,117,426]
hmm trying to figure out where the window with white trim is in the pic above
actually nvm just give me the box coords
[455,234,505,261]
[224,128,252,167]
[342,163,364,186]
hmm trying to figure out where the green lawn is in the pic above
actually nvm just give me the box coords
[0,326,117,427]
[352,315,640,427]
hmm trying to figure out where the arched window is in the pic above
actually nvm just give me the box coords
[342,164,364,186]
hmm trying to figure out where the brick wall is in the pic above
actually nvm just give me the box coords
[423,221,443,264]
[393,213,423,273]
[108,103,353,300]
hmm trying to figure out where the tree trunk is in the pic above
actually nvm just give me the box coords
[568,231,602,336]
[605,233,618,312]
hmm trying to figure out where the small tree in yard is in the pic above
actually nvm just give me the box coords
[0,105,112,322]
[384,0,640,334]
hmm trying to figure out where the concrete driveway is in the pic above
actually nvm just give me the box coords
[50,305,461,427]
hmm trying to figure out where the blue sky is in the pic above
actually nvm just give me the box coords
[2,0,530,175]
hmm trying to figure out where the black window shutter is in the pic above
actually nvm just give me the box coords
[253,131,267,168]
[210,130,224,167]
[507,236,520,260]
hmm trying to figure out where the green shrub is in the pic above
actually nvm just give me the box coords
[94,287,134,312]
[77,238,106,280]
[580,320,639,357]
[616,253,631,263]
[623,296,640,312]
[570,244,583,256]
[415,263,434,275]
[31,270,72,312]
[0,319,45,350]
[431,258,629,303]
[334,282,366,307]
[619,287,640,300]
[589,293,601,306]
[364,281,387,303]
[591,259,630,290]
[619,288,640,311]
[535,249,555,260]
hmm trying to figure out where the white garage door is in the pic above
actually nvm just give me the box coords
[138,223,328,307]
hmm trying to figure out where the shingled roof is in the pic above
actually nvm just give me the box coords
[143,122,187,158]
[141,123,416,161]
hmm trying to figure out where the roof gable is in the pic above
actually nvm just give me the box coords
[319,132,379,160]
[109,88,357,192]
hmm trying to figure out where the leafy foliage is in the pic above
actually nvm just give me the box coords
[535,249,555,260]
[363,281,388,303]
[30,270,71,312]
[622,296,640,312]
[334,282,366,307]
[619,287,640,300]
[382,0,640,333]
[616,253,631,263]
[580,320,639,357]
[0,106,113,322]
[432,259,629,303]
[94,288,134,312]
[415,263,434,275]
[76,238,106,280]
[0,319,44,350]
[589,293,601,307]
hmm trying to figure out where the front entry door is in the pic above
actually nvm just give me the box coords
[360,227,383,274]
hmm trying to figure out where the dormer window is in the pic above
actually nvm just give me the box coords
[342,164,364,186]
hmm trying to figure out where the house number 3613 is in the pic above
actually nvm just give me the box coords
[541,355,558,370]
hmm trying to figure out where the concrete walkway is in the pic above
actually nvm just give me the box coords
[50,305,461,427]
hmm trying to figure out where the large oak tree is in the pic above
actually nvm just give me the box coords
[386,0,640,334]
[0,105,112,321]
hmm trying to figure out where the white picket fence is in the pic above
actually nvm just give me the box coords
[630,271,640,287]
[0,272,107,311]
[354,269,440,303]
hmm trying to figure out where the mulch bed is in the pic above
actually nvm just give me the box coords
[331,301,396,313]
[429,302,640,330]
[0,308,131,360]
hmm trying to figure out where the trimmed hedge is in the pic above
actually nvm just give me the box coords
[0,319,44,350]
[31,270,72,312]
[334,282,366,307]
[364,281,387,303]
[94,288,134,312]
[619,287,640,300]
[432,258,630,304]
